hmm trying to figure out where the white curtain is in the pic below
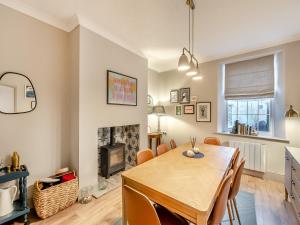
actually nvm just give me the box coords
[225,55,274,99]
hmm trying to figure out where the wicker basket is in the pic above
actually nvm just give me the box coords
[33,176,79,219]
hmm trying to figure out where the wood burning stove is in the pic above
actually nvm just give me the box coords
[100,127,125,178]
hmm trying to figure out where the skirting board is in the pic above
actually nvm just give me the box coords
[243,168,284,183]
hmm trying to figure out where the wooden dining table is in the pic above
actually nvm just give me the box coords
[121,143,237,225]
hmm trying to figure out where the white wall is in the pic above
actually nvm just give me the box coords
[148,40,300,176]
[0,4,71,185]
[78,26,148,188]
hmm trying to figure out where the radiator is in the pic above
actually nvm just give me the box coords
[229,140,266,172]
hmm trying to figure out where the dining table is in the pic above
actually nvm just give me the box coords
[121,143,237,225]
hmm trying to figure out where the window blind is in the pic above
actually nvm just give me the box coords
[224,55,274,99]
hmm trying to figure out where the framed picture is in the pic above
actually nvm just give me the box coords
[107,70,137,106]
[175,105,182,116]
[170,90,179,103]
[179,88,190,104]
[147,95,153,114]
[191,96,198,102]
[31,101,36,109]
[25,85,35,99]
[184,105,194,114]
[196,102,211,122]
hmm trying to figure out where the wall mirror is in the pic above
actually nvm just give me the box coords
[0,72,37,114]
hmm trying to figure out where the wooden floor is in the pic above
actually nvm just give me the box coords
[12,175,298,225]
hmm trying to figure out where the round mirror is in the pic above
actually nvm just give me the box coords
[0,72,37,114]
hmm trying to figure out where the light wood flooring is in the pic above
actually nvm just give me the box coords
[11,175,298,225]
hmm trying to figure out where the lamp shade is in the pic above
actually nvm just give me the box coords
[152,105,166,116]
[285,105,299,118]
[186,60,198,76]
[178,53,190,71]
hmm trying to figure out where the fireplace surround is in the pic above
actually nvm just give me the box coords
[98,124,139,177]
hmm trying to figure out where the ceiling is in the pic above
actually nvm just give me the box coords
[1,0,300,72]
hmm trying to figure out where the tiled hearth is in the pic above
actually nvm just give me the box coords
[98,124,139,176]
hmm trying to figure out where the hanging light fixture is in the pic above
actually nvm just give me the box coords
[285,105,299,118]
[178,0,199,76]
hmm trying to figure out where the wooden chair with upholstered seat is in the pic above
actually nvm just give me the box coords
[123,185,189,225]
[227,159,246,225]
[170,139,177,149]
[157,144,169,156]
[208,170,234,225]
[136,149,154,165]
[204,137,221,146]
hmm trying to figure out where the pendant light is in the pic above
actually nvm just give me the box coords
[177,0,199,76]
[285,105,299,118]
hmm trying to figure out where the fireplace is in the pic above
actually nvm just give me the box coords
[100,127,125,178]
[100,143,125,178]
[98,124,139,177]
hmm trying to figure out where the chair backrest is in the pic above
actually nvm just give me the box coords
[136,149,154,165]
[170,139,177,149]
[157,144,169,156]
[229,159,245,200]
[209,170,233,225]
[124,185,161,225]
[204,137,221,146]
[231,148,240,178]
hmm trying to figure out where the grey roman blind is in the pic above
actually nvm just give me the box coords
[224,55,274,99]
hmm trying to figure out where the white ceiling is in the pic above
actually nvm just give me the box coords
[1,0,300,72]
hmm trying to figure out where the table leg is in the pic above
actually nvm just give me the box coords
[196,214,207,225]
[122,178,127,225]
[149,137,152,150]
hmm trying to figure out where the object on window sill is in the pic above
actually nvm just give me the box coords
[231,120,258,136]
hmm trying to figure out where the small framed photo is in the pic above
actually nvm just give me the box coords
[175,105,182,116]
[25,85,35,99]
[184,105,194,114]
[179,88,190,104]
[170,90,179,103]
[191,96,198,102]
[196,102,211,122]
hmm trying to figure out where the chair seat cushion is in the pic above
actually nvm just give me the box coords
[155,205,189,225]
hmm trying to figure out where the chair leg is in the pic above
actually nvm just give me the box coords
[230,199,235,220]
[233,198,242,225]
[227,202,234,225]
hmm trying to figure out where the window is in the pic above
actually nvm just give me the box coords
[226,98,272,134]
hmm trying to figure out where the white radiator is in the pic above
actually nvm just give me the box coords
[229,141,266,172]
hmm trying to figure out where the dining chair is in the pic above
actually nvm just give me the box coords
[136,149,154,165]
[123,185,189,225]
[208,170,234,225]
[227,159,246,225]
[170,139,177,149]
[204,137,221,146]
[157,144,169,156]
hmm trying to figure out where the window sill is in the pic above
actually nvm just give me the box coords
[215,132,290,144]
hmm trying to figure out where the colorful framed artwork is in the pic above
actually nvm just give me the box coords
[196,102,211,122]
[179,88,190,104]
[184,105,194,114]
[170,90,179,103]
[175,105,182,116]
[107,70,137,106]
[25,85,35,99]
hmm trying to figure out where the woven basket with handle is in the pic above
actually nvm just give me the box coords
[33,175,79,219]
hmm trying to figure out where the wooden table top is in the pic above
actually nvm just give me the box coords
[122,143,236,215]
